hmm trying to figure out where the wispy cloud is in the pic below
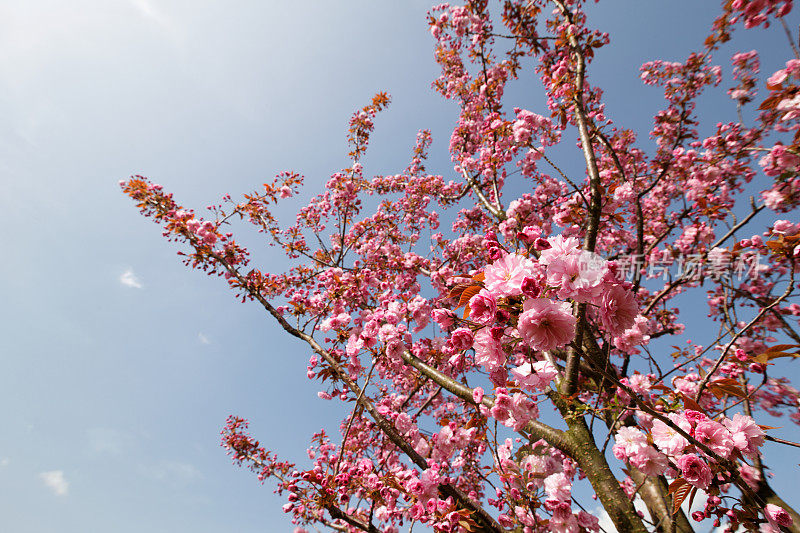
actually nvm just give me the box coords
[129,0,174,33]
[119,269,143,289]
[198,333,210,345]
[142,460,202,487]
[39,470,69,496]
[0,457,9,468]
[88,428,131,456]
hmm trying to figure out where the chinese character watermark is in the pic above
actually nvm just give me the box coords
[612,253,762,282]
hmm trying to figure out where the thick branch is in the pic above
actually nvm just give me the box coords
[400,350,570,449]
[326,505,380,533]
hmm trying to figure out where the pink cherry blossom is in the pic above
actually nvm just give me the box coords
[473,327,505,372]
[612,426,648,460]
[629,445,669,476]
[677,454,713,490]
[483,253,537,297]
[544,250,607,302]
[125,2,800,530]
[766,504,793,529]
[544,472,572,502]
[468,288,497,325]
[577,511,601,532]
[511,359,559,391]
[432,308,455,329]
[694,419,735,458]
[723,413,765,458]
[651,414,691,455]
[598,283,638,336]
[538,234,580,264]
[517,298,576,351]
[448,327,474,351]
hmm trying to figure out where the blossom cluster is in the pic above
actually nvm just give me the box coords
[612,411,764,487]
[437,232,641,395]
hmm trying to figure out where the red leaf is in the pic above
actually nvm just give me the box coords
[669,478,692,514]
[681,394,705,414]
[458,285,483,311]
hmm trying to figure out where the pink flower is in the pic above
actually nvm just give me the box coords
[677,454,713,490]
[652,414,692,455]
[739,463,761,489]
[408,295,431,332]
[472,386,484,404]
[414,468,442,504]
[448,327,474,351]
[547,500,579,533]
[539,234,580,264]
[629,446,669,476]
[544,472,572,502]
[517,299,576,351]
[723,413,765,458]
[612,426,648,460]
[613,315,651,353]
[432,308,455,329]
[651,414,691,455]
[694,419,735,458]
[520,276,542,298]
[539,235,607,302]
[768,69,788,87]
[511,359,559,391]
[474,328,505,372]
[509,392,539,431]
[765,504,793,529]
[483,253,537,297]
[545,252,607,302]
[468,289,497,325]
[395,412,413,434]
[683,409,708,428]
[577,511,601,532]
[599,284,638,336]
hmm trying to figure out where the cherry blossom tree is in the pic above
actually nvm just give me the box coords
[122,1,800,531]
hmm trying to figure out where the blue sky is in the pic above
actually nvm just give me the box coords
[1,1,798,532]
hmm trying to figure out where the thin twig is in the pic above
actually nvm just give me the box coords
[334,360,377,478]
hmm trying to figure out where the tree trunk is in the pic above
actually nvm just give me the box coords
[563,417,650,533]
[629,468,695,533]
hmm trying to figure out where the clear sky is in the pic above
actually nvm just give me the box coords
[1,2,798,532]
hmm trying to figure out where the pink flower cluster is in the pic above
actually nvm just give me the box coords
[464,234,640,367]
[613,410,765,491]
[481,387,539,431]
[186,217,219,245]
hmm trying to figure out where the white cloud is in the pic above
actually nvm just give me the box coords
[39,470,69,496]
[0,457,9,468]
[595,497,650,533]
[119,269,143,289]
[594,489,707,533]
[88,428,130,455]
[198,332,210,345]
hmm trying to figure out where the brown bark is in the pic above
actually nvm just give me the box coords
[562,418,650,533]
[403,351,650,532]
[629,468,694,533]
